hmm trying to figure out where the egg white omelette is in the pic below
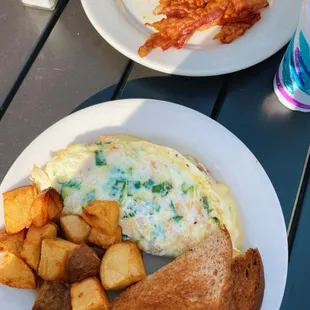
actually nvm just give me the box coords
[32,135,241,256]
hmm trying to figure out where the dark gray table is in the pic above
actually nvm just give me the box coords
[0,1,309,309]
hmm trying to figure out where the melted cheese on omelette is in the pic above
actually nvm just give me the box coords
[32,135,241,256]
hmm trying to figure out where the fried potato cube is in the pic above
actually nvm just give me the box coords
[0,229,25,258]
[67,243,100,283]
[38,238,78,281]
[60,215,90,244]
[0,251,36,289]
[3,185,37,234]
[100,241,146,290]
[33,281,71,310]
[82,200,120,236]
[71,277,110,310]
[21,223,57,270]
[29,188,63,228]
[88,226,122,249]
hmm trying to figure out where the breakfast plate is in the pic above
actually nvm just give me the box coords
[0,99,287,309]
[81,0,301,76]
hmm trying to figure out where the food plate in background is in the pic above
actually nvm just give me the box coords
[81,0,301,76]
[0,99,287,309]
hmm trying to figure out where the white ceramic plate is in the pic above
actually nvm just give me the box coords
[0,99,287,309]
[81,0,301,76]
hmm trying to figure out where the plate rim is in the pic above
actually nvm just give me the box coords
[81,0,300,76]
[0,98,288,309]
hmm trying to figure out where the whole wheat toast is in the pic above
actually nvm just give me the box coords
[230,248,265,310]
[112,227,233,310]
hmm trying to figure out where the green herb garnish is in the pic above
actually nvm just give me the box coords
[152,181,172,196]
[172,215,183,222]
[169,201,177,214]
[143,179,154,189]
[95,150,106,166]
[182,183,194,194]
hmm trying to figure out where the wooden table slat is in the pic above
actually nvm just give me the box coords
[121,69,226,117]
[216,49,310,226]
[0,2,53,103]
[0,0,129,182]
[281,166,310,310]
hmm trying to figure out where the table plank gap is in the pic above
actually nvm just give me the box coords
[287,145,310,258]
[0,0,69,122]
[210,78,228,120]
[216,48,310,226]
[0,0,129,182]
[281,170,310,310]
[111,60,134,100]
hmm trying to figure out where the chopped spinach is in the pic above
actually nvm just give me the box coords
[95,141,111,146]
[169,201,177,214]
[152,181,172,196]
[172,215,183,222]
[201,197,212,213]
[182,182,194,194]
[154,204,161,213]
[111,179,126,201]
[128,211,136,217]
[143,179,154,190]
[122,203,137,219]
[200,197,220,225]
[61,178,81,190]
[127,181,141,196]
[169,201,183,222]
[60,178,81,198]
[94,150,106,166]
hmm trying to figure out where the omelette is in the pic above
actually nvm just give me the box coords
[31,135,241,256]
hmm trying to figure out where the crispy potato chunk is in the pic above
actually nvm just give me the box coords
[88,226,122,249]
[60,215,90,244]
[100,241,146,290]
[67,243,100,283]
[3,185,37,234]
[71,277,110,310]
[82,201,120,236]
[29,188,63,228]
[32,281,71,310]
[21,223,57,270]
[0,229,25,258]
[0,251,36,289]
[38,238,78,281]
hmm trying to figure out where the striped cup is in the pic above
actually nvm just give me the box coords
[274,0,310,112]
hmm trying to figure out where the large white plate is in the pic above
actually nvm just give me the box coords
[0,99,287,309]
[81,0,301,76]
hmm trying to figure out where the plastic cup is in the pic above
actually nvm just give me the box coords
[274,0,310,112]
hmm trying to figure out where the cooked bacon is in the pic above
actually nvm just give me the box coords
[214,12,261,43]
[138,6,225,57]
[231,0,268,12]
[138,0,268,57]
[154,0,209,18]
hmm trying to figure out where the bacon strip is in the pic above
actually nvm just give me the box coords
[154,0,209,18]
[214,12,261,43]
[138,7,224,57]
[231,0,268,12]
[138,0,269,57]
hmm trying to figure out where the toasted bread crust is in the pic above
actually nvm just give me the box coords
[231,248,265,310]
[112,227,232,310]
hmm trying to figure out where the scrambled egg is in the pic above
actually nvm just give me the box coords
[32,135,241,256]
